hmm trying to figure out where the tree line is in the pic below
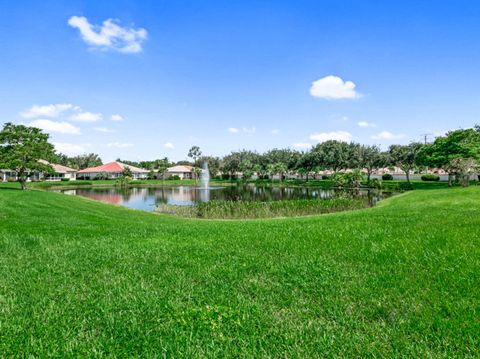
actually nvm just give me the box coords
[196,127,479,186]
[1,121,479,190]
[50,126,480,186]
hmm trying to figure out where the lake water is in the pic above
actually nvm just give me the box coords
[58,185,392,212]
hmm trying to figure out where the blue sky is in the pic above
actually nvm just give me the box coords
[1,0,480,162]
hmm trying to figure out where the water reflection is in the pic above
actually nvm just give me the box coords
[59,185,392,212]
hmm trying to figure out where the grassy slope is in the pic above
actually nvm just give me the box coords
[0,187,479,357]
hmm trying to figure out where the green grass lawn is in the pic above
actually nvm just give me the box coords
[0,186,479,357]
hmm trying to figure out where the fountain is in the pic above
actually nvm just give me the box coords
[200,161,210,190]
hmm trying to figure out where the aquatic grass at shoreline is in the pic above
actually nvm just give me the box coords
[156,197,371,219]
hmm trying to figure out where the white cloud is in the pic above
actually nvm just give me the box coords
[68,16,148,53]
[94,127,115,133]
[164,142,175,149]
[54,142,90,155]
[358,121,376,128]
[69,111,102,122]
[21,104,73,119]
[29,119,81,135]
[371,131,405,140]
[271,129,280,135]
[107,142,134,148]
[309,130,352,143]
[310,75,360,100]
[292,142,312,150]
[111,114,124,122]
[228,127,256,134]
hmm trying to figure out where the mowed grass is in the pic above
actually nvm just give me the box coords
[0,187,479,357]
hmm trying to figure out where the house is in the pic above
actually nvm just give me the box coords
[1,160,77,182]
[38,160,77,181]
[0,169,18,182]
[77,161,149,180]
[165,165,194,179]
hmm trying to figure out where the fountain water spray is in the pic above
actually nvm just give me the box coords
[200,161,210,189]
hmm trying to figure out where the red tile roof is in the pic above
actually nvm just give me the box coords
[38,159,76,174]
[78,161,148,173]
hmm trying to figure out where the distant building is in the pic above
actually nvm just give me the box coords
[77,161,148,180]
[165,165,194,179]
[38,160,77,181]
[1,160,77,182]
[0,169,18,182]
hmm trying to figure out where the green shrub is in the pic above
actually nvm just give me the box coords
[382,173,394,181]
[421,174,440,182]
[322,175,330,180]
[115,176,131,187]
[147,170,157,180]
[399,182,414,190]
[169,175,181,180]
[369,178,383,189]
[94,172,110,180]
[7,177,16,182]
[61,178,70,182]
[331,171,364,189]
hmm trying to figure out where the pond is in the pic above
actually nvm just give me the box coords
[58,185,393,213]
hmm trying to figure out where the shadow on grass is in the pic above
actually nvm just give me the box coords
[0,183,22,190]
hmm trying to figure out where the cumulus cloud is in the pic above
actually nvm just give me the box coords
[29,119,81,135]
[371,131,405,140]
[358,121,376,128]
[107,142,134,148]
[111,114,124,121]
[21,104,73,119]
[310,75,360,100]
[228,127,240,133]
[309,130,352,143]
[164,142,175,149]
[68,16,148,53]
[94,127,115,133]
[54,142,90,155]
[292,142,312,150]
[69,111,102,122]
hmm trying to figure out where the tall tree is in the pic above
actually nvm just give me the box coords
[417,129,480,185]
[188,146,202,166]
[389,143,423,183]
[0,122,55,190]
[274,162,288,181]
[188,146,202,183]
[264,148,301,171]
[156,158,170,183]
[186,146,201,182]
[356,144,385,182]
[59,153,102,169]
[221,150,260,180]
[295,151,316,181]
[239,159,254,181]
[311,140,351,172]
